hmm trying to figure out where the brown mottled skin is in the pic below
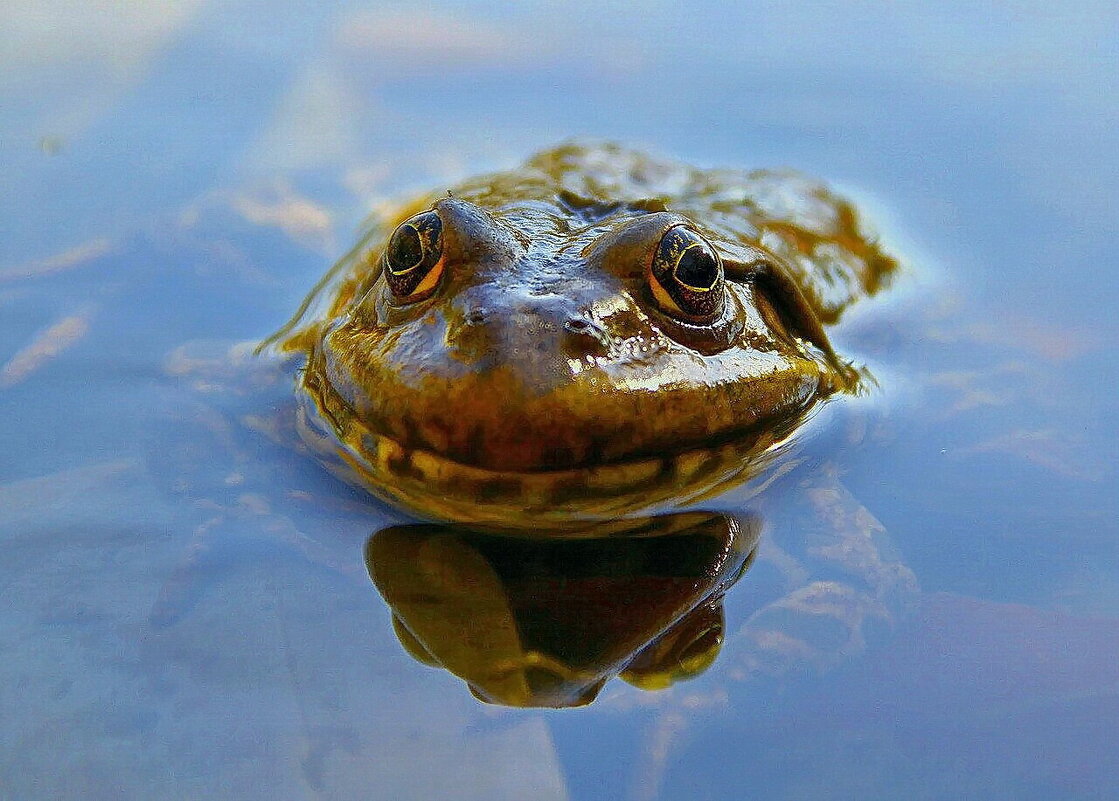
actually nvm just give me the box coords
[271,143,896,529]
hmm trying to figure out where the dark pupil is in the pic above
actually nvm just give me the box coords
[388,225,424,272]
[675,245,718,289]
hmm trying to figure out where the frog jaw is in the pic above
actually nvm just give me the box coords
[294,361,821,530]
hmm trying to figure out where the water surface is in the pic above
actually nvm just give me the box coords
[2,3,1117,799]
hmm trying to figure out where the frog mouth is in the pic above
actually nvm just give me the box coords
[295,395,803,527]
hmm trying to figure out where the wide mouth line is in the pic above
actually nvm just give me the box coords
[358,415,804,480]
[298,373,819,489]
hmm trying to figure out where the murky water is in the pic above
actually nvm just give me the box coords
[2,3,1117,799]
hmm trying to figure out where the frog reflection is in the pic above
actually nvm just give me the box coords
[365,512,760,708]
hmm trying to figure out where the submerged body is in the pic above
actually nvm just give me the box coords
[273,143,896,528]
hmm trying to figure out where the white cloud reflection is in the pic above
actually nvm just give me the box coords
[336,8,531,69]
[230,182,336,253]
[1,0,207,138]
[248,64,368,175]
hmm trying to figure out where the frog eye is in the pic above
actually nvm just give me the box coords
[383,211,445,302]
[647,226,725,321]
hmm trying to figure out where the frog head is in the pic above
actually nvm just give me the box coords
[274,146,892,528]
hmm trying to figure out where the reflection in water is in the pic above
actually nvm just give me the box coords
[365,512,760,708]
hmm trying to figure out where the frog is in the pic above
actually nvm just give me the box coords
[149,143,913,708]
[266,142,898,530]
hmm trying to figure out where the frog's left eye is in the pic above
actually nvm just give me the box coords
[384,211,445,302]
[647,226,725,321]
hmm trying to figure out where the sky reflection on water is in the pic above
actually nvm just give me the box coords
[2,2,1118,799]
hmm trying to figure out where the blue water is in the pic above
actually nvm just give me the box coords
[2,3,1117,799]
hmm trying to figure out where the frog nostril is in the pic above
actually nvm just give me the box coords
[563,317,611,358]
[464,309,486,326]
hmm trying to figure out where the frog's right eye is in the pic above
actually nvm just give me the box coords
[384,211,445,302]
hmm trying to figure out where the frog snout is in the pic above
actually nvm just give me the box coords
[443,298,613,369]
